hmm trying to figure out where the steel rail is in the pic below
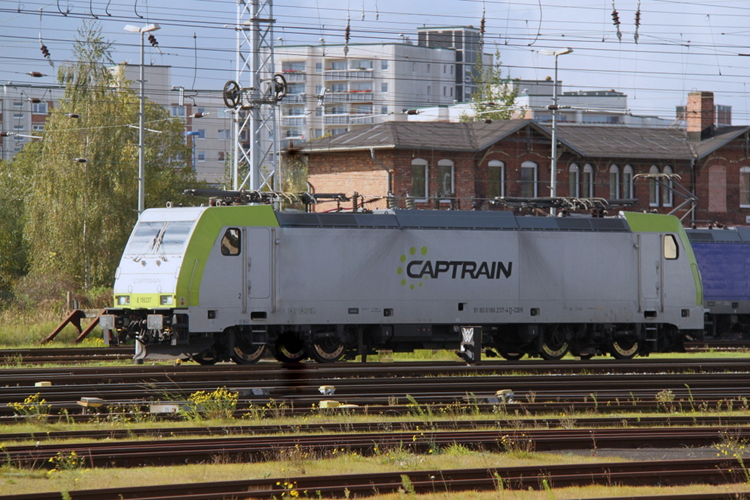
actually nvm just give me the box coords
[3,426,748,469]
[5,414,750,444]
[0,347,133,365]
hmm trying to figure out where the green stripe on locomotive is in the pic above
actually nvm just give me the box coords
[622,211,703,306]
[176,205,279,307]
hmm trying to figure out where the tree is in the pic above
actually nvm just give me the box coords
[461,50,521,122]
[17,20,197,291]
[0,157,30,305]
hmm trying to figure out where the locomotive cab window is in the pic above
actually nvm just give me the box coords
[664,234,679,260]
[221,228,241,256]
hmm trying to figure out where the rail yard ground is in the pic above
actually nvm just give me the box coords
[3,350,750,497]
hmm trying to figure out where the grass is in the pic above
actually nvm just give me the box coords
[3,446,750,498]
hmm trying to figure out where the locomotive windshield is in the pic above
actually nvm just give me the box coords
[124,221,195,256]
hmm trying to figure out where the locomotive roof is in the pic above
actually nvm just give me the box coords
[275,209,630,232]
[686,227,750,243]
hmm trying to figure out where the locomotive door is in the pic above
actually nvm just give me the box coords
[245,228,271,303]
[638,233,663,312]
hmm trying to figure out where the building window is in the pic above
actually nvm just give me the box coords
[488,160,504,199]
[381,83,388,93]
[193,129,205,139]
[13,113,23,119]
[427,63,431,73]
[411,158,428,199]
[315,62,322,73]
[381,106,388,115]
[437,159,454,197]
[381,60,388,70]
[662,166,673,207]
[197,151,206,162]
[32,102,48,114]
[622,165,634,199]
[521,161,538,198]
[411,62,416,72]
[609,164,620,199]
[583,164,594,197]
[218,129,230,140]
[649,165,660,206]
[13,125,23,130]
[331,61,346,70]
[741,167,750,207]
[569,164,580,198]
[32,124,44,131]
[171,106,185,117]
[13,101,22,108]
[314,129,323,138]
[218,152,225,161]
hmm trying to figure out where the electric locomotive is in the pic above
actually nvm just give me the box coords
[101,206,704,363]
[687,226,750,339]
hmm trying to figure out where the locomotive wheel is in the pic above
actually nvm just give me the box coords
[230,338,266,364]
[273,335,307,363]
[310,338,346,363]
[192,351,218,365]
[610,339,639,359]
[498,351,524,361]
[540,332,570,360]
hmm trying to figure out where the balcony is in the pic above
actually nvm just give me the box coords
[324,114,350,125]
[282,94,306,104]
[281,117,306,127]
[326,91,374,103]
[324,69,373,81]
[283,73,306,82]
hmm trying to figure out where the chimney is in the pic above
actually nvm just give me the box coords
[686,91,715,141]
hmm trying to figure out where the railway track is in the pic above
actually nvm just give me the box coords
[4,358,750,419]
[0,347,133,365]
[3,425,750,469]
[6,414,750,444]
[1,458,748,499]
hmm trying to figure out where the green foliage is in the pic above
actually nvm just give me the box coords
[182,387,239,421]
[0,158,29,305]
[7,393,51,424]
[461,50,521,122]
[10,20,198,293]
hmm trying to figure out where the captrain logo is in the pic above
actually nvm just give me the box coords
[397,246,513,290]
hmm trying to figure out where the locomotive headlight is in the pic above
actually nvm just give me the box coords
[116,295,130,306]
[160,295,174,306]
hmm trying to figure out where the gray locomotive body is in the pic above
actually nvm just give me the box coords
[102,206,704,363]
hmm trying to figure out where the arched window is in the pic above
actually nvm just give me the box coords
[410,158,428,200]
[662,166,673,207]
[649,165,660,207]
[582,164,594,198]
[741,167,750,208]
[521,161,538,198]
[609,164,620,199]
[622,165,634,199]
[487,160,505,199]
[437,159,454,197]
[569,164,580,198]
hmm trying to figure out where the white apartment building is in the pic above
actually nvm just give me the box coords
[0,83,62,162]
[275,42,461,144]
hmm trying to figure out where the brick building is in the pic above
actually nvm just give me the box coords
[298,91,750,226]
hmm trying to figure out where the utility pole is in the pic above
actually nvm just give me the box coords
[228,0,283,192]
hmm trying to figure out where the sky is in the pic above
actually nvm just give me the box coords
[2,0,750,124]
